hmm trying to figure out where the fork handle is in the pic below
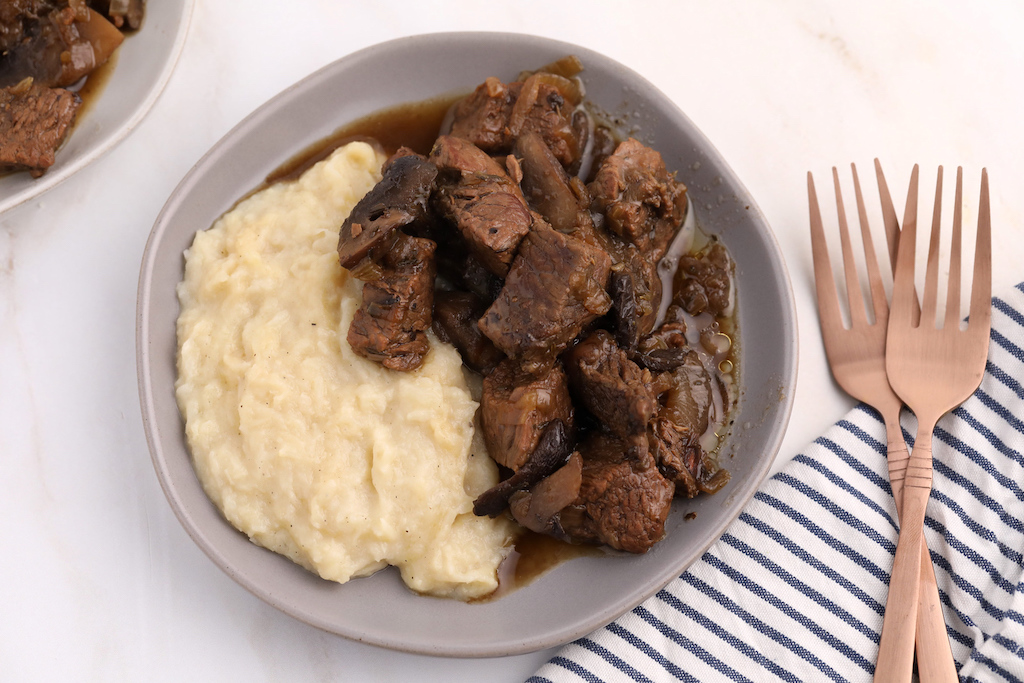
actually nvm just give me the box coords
[875,430,934,683]
[884,421,959,682]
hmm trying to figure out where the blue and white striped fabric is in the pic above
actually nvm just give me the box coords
[530,283,1024,683]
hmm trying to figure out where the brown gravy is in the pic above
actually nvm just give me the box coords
[68,47,119,126]
[264,94,463,187]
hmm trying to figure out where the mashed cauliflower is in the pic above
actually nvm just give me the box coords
[175,142,514,600]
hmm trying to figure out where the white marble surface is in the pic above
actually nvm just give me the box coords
[2,1,1023,680]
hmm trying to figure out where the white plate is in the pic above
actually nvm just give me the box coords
[0,0,195,214]
[137,32,797,657]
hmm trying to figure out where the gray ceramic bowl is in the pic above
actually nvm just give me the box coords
[0,0,195,214]
[137,32,797,657]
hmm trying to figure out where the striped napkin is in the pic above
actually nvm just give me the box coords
[530,283,1024,683]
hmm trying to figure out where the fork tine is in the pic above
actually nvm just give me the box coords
[808,172,843,329]
[833,167,869,326]
[851,163,888,324]
[921,166,944,327]
[970,168,993,329]
[892,165,920,322]
[943,168,964,329]
[874,159,901,274]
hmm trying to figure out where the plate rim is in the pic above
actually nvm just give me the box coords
[137,30,798,657]
[0,0,196,215]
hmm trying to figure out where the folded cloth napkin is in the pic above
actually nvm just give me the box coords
[530,282,1024,683]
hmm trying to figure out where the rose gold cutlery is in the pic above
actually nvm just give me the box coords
[808,161,959,682]
[872,165,991,682]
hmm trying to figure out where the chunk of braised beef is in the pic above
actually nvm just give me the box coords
[563,329,658,439]
[649,417,704,498]
[480,358,574,472]
[449,72,583,169]
[430,135,533,277]
[479,225,613,372]
[473,419,573,517]
[558,432,675,553]
[431,291,505,374]
[448,77,521,152]
[508,451,583,535]
[674,241,733,317]
[0,79,80,177]
[507,72,582,168]
[588,138,687,262]
[346,233,436,372]
[337,154,438,270]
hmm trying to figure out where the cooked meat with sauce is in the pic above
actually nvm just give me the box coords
[674,241,734,317]
[478,224,612,372]
[335,59,735,554]
[431,135,533,276]
[563,329,658,439]
[347,232,436,372]
[589,137,688,262]
[480,358,574,472]
[0,78,80,176]
[557,432,675,553]
[0,0,145,176]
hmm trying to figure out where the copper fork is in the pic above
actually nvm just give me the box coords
[808,161,959,682]
[873,166,992,682]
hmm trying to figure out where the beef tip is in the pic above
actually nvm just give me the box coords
[508,450,583,535]
[450,72,583,169]
[448,77,521,152]
[661,349,713,436]
[507,72,582,168]
[649,417,703,498]
[558,432,675,553]
[431,135,533,277]
[473,419,573,517]
[431,290,504,374]
[346,233,436,372]
[479,226,612,372]
[0,79,80,177]
[514,130,590,234]
[588,138,688,262]
[337,154,438,271]
[674,241,733,317]
[563,329,658,439]
[480,358,573,472]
